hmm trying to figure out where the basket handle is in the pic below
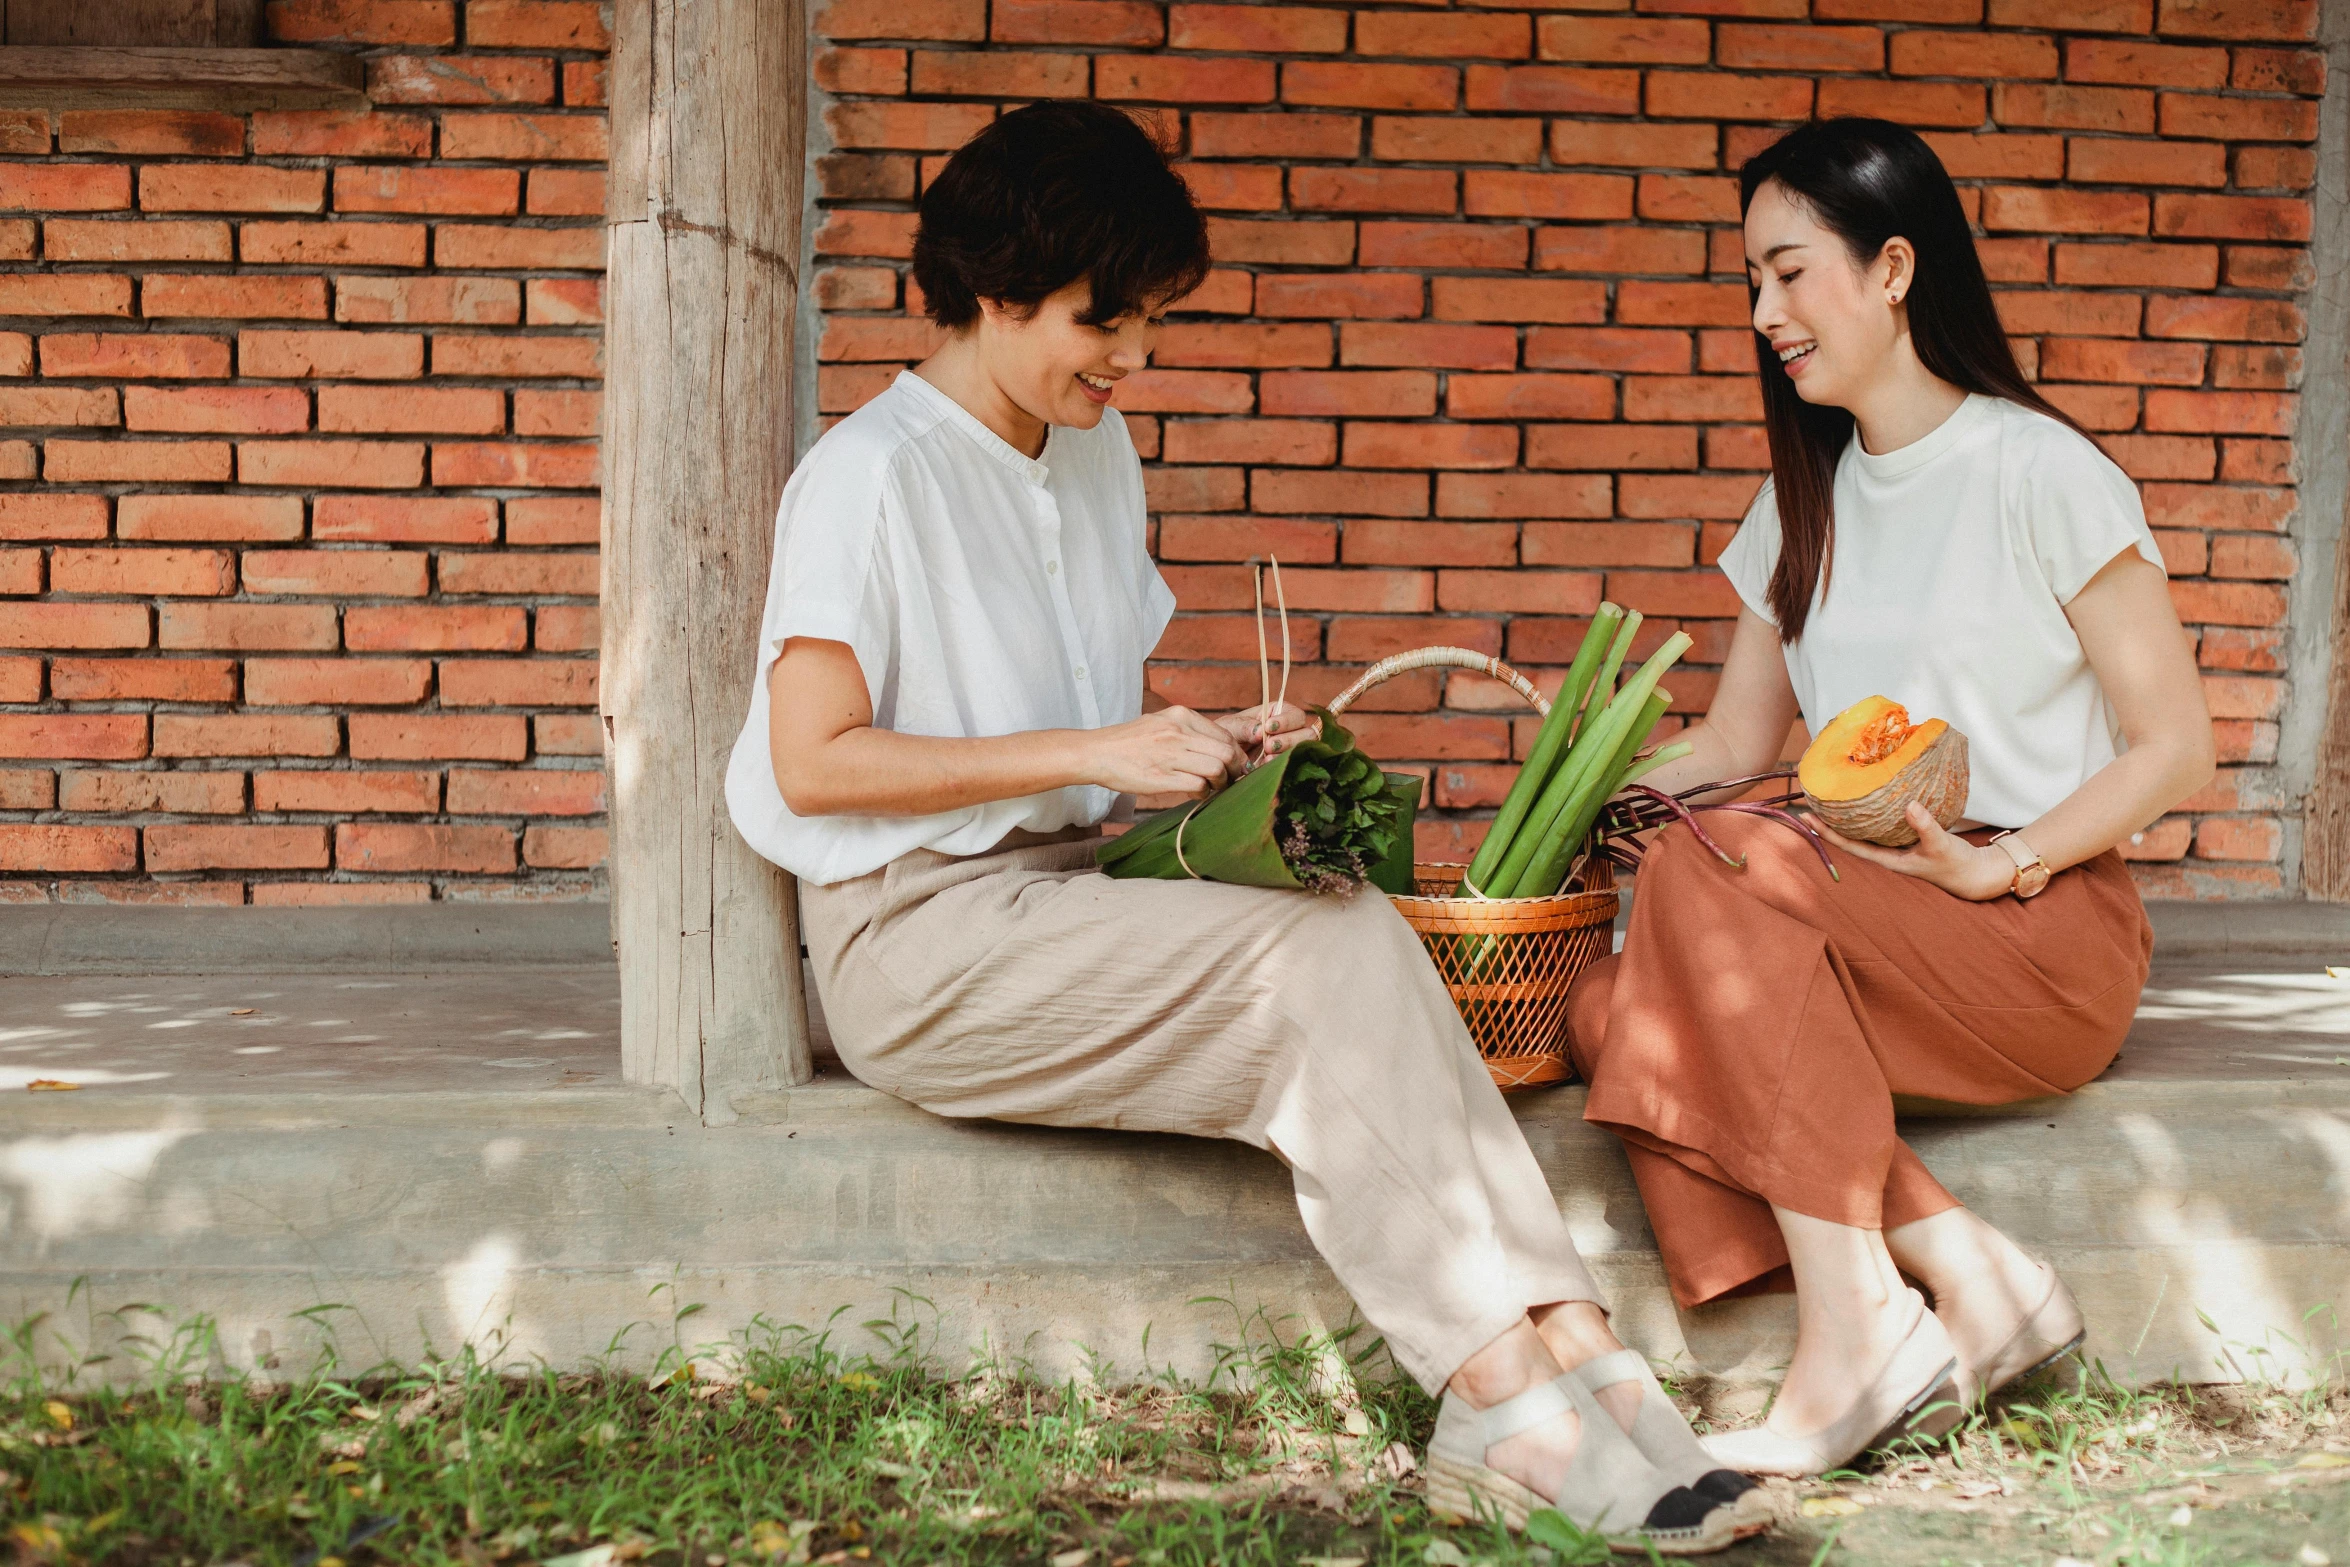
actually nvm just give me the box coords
[1326,647,1551,718]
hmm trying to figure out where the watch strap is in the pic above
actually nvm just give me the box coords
[1989,830,2050,897]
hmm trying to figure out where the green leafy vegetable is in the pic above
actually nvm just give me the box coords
[1097,710,1418,893]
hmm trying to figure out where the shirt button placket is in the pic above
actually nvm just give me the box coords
[1036,488,1101,728]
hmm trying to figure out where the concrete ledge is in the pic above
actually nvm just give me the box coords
[5,897,2343,976]
[8,1069,2345,1391]
[2139,898,2350,958]
[0,902,614,974]
[3,920,2343,1391]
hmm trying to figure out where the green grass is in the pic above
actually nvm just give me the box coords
[4,1290,2345,1567]
[0,1291,1611,1567]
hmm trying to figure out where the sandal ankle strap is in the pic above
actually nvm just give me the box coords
[1568,1348,1650,1393]
[1468,1375,1574,1445]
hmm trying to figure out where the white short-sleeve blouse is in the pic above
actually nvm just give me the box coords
[725,371,1178,885]
[1716,393,2165,831]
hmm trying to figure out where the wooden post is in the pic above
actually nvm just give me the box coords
[2302,519,2350,899]
[602,0,813,1117]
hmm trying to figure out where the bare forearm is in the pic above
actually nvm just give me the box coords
[775,726,1090,817]
[2016,735,2212,874]
[2020,552,2216,873]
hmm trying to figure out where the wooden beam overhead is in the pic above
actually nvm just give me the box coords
[2,0,264,47]
[0,46,363,109]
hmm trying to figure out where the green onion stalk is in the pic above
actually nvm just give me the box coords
[1483,631,1692,900]
[1449,630,1691,976]
[1457,605,1625,899]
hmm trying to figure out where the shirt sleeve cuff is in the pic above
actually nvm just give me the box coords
[774,598,890,714]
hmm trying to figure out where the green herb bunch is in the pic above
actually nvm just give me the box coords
[1098,711,1419,894]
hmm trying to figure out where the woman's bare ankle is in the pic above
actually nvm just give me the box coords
[1529,1302,1644,1434]
[1889,1209,2047,1359]
[1530,1300,1621,1369]
[1450,1317,1565,1409]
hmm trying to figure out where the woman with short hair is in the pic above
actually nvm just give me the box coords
[729,101,1755,1553]
[1567,118,2214,1478]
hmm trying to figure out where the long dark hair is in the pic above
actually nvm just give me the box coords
[1739,119,2083,641]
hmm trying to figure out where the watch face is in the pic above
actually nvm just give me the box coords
[2017,864,2052,898]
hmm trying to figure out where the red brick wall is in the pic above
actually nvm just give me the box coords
[811,0,2324,899]
[0,0,611,904]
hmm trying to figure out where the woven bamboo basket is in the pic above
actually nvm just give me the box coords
[1328,647,1619,1091]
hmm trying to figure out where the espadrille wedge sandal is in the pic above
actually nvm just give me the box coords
[1568,1350,1774,1539]
[1424,1372,1739,1556]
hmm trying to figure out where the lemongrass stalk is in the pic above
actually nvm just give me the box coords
[1521,688,1670,898]
[1459,605,1621,897]
[1575,609,1642,744]
[1495,633,1690,897]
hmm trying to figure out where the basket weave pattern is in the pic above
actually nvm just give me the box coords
[1326,646,1620,1091]
[1390,861,1617,1090]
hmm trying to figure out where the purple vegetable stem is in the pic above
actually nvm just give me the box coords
[1596,767,1841,881]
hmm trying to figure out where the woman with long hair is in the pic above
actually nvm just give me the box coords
[1565,118,2214,1477]
[732,101,1758,1552]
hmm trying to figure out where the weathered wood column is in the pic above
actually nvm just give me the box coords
[602,0,812,1117]
[2303,524,2350,899]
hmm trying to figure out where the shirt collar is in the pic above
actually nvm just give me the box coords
[894,370,1056,485]
[1848,392,1995,481]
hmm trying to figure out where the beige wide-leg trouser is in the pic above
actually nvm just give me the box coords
[799,838,1603,1393]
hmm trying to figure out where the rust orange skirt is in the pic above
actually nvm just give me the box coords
[1565,813,2152,1309]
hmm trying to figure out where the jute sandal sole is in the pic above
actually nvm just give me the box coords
[1426,1457,1740,1556]
[1720,1483,1777,1538]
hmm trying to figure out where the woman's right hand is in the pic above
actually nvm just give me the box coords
[1085,707,1248,798]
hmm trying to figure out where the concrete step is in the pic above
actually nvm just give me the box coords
[3,896,2345,975]
[2,957,2345,1391]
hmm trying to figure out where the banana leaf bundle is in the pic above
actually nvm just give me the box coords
[1098,710,1420,894]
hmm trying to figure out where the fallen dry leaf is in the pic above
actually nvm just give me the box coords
[231,1008,256,1016]
[1799,1495,1863,1517]
[25,1080,79,1092]
[392,1387,441,1429]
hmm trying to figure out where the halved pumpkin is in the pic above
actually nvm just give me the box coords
[1798,696,1970,847]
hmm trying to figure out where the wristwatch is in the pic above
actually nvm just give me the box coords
[1989,831,2051,900]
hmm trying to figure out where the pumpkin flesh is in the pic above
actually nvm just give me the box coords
[1799,696,1970,848]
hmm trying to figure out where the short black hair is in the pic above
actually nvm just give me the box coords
[912,102,1211,331]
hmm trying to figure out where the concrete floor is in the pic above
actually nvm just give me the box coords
[0,969,620,1096]
[1,955,2340,1096]
[2,945,2345,1390]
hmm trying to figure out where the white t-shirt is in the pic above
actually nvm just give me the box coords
[1716,393,2165,831]
[725,371,1177,885]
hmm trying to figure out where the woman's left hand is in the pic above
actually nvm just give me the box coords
[1220,701,1320,764]
[1813,801,2018,901]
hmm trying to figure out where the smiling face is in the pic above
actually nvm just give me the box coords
[972,278,1165,436]
[1744,178,1911,412]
